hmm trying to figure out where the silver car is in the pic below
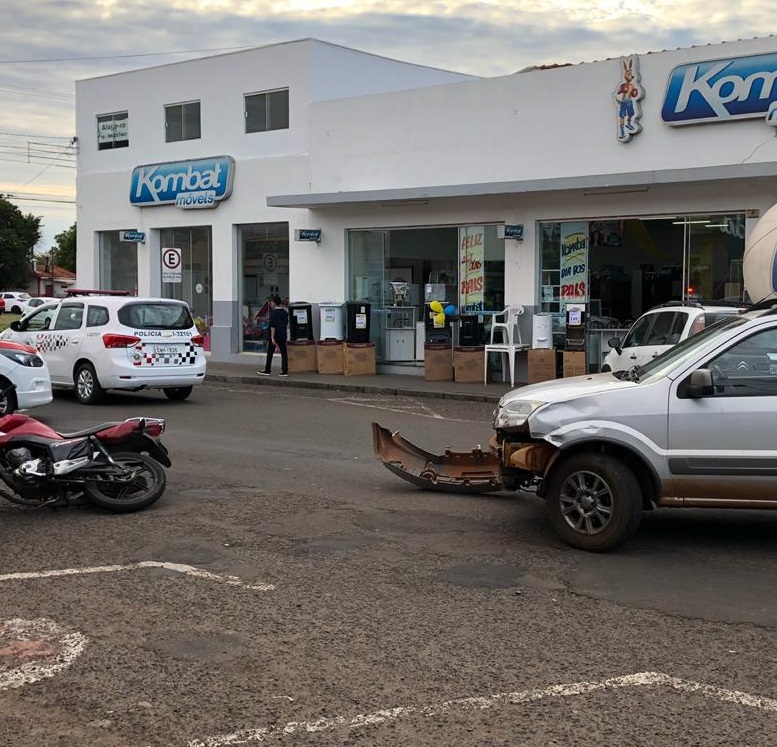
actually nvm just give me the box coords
[490,302,777,550]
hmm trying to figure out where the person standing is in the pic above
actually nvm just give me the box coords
[258,295,289,376]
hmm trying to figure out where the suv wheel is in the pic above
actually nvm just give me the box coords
[75,363,105,405]
[545,453,642,552]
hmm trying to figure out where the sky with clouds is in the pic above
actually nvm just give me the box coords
[1,0,775,257]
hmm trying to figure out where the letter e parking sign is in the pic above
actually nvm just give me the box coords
[162,247,182,284]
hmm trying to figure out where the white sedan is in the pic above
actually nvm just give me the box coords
[20,296,59,316]
[0,340,53,415]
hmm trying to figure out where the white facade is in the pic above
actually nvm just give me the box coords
[76,36,777,366]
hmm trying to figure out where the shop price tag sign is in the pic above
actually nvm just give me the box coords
[162,247,182,284]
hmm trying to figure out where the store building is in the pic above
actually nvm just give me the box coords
[75,35,777,372]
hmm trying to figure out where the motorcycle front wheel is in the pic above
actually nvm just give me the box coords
[84,452,166,512]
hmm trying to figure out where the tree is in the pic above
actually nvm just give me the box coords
[54,223,77,272]
[0,195,41,288]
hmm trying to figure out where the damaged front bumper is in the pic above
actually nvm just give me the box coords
[371,422,555,494]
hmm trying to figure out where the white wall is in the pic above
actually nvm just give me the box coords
[304,37,777,193]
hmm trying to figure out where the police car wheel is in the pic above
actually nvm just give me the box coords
[163,386,193,401]
[75,363,105,405]
[0,377,17,416]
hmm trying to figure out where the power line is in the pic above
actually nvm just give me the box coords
[0,84,73,100]
[0,45,253,65]
[5,193,75,205]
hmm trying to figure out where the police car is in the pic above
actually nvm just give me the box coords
[0,296,206,404]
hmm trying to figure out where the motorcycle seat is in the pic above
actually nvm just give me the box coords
[58,422,122,438]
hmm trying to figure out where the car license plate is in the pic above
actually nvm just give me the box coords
[155,344,179,354]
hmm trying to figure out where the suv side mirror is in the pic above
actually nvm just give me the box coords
[686,368,714,398]
[607,336,622,355]
[9,320,20,332]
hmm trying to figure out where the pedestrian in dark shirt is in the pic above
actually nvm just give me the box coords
[258,295,289,376]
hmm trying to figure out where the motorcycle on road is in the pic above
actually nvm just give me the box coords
[0,384,170,512]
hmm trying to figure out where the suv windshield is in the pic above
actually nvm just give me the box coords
[620,315,747,382]
[117,302,194,330]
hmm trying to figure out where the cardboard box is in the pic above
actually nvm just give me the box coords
[344,342,376,376]
[287,340,317,373]
[527,348,557,384]
[424,343,453,381]
[454,346,485,383]
[316,340,344,374]
[562,350,587,378]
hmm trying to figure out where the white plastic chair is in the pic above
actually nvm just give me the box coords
[484,305,529,386]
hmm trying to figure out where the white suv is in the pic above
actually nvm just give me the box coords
[0,297,206,404]
[601,301,746,373]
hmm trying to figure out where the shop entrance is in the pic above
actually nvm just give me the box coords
[159,226,212,335]
[347,226,505,362]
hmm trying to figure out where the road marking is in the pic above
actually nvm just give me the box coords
[0,618,87,691]
[187,671,777,746]
[0,561,274,591]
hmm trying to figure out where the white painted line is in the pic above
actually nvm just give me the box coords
[0,561,274,591]
[187,671,777,746]
[0,618,87,691]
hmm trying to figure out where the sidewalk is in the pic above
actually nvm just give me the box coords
[204,360,516,403]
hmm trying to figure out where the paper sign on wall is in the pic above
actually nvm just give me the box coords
[459,226,485,312]
[560,223,588,303]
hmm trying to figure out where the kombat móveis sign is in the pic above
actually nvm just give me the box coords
[662,51,777,125]
[130,156,235,208]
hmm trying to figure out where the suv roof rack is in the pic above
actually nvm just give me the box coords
[64,288,132,297]
[649,299,748,311]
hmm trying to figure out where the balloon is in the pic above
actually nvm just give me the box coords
[429,300,443,313]
[444,304,456,315]
[433,312,446,326]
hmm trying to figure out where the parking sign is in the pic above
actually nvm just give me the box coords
[162,247,182,284]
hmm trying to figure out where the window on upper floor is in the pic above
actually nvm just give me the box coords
[97,111,129,150]
[165,101,201,142]
[245,88,289,133]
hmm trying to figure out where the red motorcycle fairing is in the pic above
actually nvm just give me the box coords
[0,414,60,442]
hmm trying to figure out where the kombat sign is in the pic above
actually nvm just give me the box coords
[662,51,777,125]
[129,156,235,208]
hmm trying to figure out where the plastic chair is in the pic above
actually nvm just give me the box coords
[484,305,529,387]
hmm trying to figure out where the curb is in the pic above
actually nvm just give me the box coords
[204,373,502,403]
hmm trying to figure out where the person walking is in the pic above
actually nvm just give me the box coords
[258,295,289,376]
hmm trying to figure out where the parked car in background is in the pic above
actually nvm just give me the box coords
[601,301,747,373]
[19,296,59,316]
[0,297,5,314]
[0,292,31,314]
[0,297,206,404]
[0,339,52,415]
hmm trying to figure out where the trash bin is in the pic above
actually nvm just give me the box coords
[288,302,314,341]
[319,301,345,340]
[346,301,371,343]
[458,315,485,346]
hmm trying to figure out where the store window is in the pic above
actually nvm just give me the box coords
[245,89,289,133]
[98,231,138,292]
[240,222,289,352]
[165,101,201,142]
[539,213,747,353]
[97,111,128,150]
[347,225,505,361]
[159,227,212,339]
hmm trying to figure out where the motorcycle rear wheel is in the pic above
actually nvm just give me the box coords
[84,452,166,512]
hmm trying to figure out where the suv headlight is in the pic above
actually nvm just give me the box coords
[493,400,545,429]
[0,348,43,367]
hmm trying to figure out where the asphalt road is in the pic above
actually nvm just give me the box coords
[2,381,777,746]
